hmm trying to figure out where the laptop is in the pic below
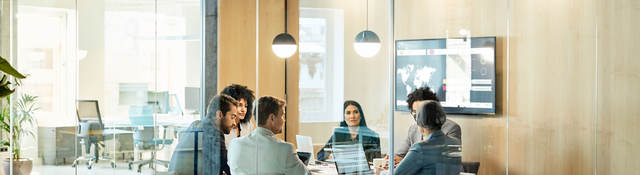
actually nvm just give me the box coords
[296,135,314,165]
[331,144,371,174]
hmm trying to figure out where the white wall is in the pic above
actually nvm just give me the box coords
[299,0,403,154]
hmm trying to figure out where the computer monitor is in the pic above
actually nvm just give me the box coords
[147,91,169,114]
[169,94,183,115]
[395,37,496,114]
[76,100,102,125]
[119,83,148,106]
[184,87,200,113]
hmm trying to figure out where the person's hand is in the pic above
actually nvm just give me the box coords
[375,164,384,175]
[393,155,402,166]
[382,155,403,170]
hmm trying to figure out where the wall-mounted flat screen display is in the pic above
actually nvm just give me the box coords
[395,37,496,114]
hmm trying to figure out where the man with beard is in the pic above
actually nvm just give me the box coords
[169,94,238,175]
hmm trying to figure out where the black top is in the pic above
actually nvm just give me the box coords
[394,130,462,175]
[317,126,382,162]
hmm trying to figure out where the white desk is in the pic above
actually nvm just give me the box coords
[102,114,196,129]
[307,163,378,175]
[307,163,338,175]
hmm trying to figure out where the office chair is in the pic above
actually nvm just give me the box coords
[127,105,174,173]
[72,100,116,169]
[462,161,480,174]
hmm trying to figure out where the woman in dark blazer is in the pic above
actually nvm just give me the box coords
[394,100,462,175]
[317,100,382,163]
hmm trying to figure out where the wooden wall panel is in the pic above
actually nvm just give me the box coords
[395,0,508,174]
[218,0,299,142]
[596,0,640,174]
[219,0,640,173]
[218,0,257,91]
[508,0,596,174]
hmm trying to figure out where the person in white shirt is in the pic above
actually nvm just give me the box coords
[222,84,256,146]
[228,96,309,175]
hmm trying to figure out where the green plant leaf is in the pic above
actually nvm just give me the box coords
[0,57,26,79]
[0,87,14,98]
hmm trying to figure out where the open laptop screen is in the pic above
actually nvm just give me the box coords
[332,144,370,174]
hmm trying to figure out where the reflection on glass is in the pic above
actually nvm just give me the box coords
[299,8,344,123]
[10,0,201,174]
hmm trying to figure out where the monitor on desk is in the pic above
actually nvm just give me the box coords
[184,87,200,114]
[77,100,102,124]
[119,83,148,106]
[148,91,170,114]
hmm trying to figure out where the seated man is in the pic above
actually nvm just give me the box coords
[228,96,309,175]
[394,100,462,175]
[169,94,238,175]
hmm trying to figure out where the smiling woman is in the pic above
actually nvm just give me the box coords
[316,100,382,163]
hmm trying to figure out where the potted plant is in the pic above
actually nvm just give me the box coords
[0,94,38,175]
[0,56,30,175]
[0,56,26,97]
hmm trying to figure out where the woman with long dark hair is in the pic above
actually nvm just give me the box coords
[316,100,382,162]
[221,84,256,144]
[393,100,461,174]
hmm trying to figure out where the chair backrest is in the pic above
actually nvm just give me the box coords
[129,105,156,148]
[462,161,480,174]
[129,105,155,127]
[77,100,103,125]
[76,100,104,136]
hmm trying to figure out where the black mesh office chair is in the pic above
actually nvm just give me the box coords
[462,161,480,174]
[71,100,116,169]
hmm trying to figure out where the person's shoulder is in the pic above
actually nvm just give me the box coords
[443,135,461,145]
[229,135,242,144]
[445,119,460,127]
[273,140,295,152]
[408,142,427,152]
[409,123,419,130]
[359,127,380,137]
[186,120,203,129]
[230,133,253,145]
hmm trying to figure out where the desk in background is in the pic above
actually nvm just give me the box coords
[38,126,81,165]
[36,116,194,166]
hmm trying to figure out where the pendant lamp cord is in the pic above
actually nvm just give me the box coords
[366,0,369,30]
[284,0,288,33]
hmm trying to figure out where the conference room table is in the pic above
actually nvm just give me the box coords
[307,162,378,175]
[307,162,339,175]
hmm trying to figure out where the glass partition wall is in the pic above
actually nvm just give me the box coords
[3,0,202,174]
[2,0,638,174]
[296,0,392,174]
